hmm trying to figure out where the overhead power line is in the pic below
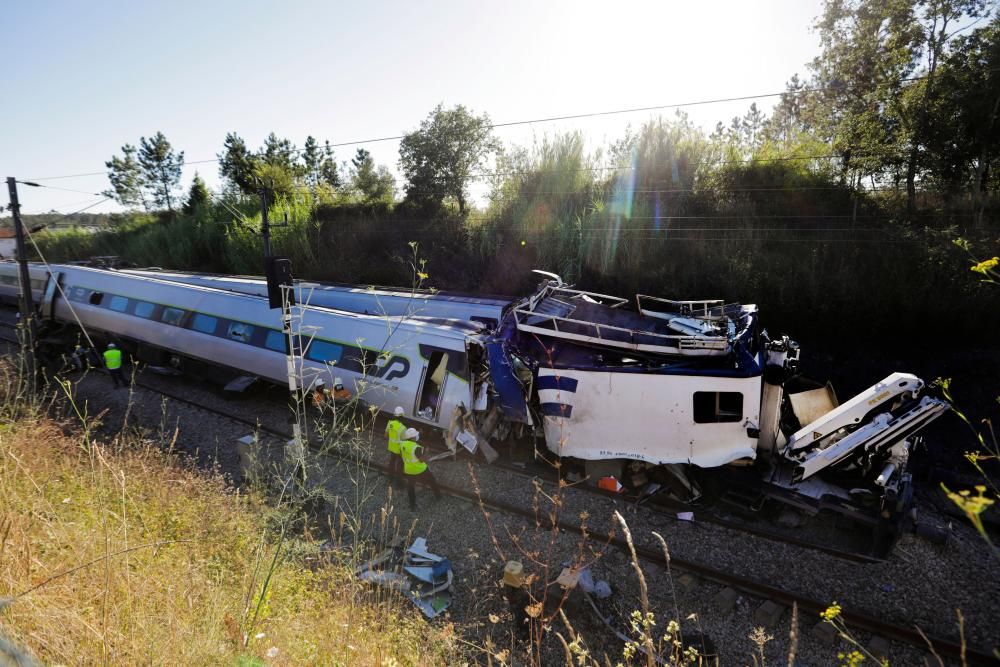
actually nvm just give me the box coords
[26,72,955,183]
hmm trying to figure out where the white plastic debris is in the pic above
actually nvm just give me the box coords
[456,429,478,453]
[474,383,489,411]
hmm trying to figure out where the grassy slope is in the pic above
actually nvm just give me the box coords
[0,410,460,665]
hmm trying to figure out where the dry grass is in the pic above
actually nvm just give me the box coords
[0,414,461,665]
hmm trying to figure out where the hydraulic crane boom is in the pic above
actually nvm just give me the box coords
[782,373,950,483]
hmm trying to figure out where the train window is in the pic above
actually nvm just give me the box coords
[109,295,129,312]
[161,307,185,326]
[227,322,253,343]
[693,391,743,423]
[306,340,343,365]
[264,330,286,352]
[89,291,104,305]
[134,302,155,319]
[191,313,218,335]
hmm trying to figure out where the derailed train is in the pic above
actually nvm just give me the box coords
[0,260,950,546]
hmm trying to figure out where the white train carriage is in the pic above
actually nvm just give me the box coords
[122,268,513,328]
[8,261,951,540]
[44,265,484,428]
[0,261,48,305]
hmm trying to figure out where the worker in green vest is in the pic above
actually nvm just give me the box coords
[103,343,126,389]
[400,427,442,510]
[384,406,406,486]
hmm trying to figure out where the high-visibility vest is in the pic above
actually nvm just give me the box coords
[104,348,122,370]
[399,439,427,476]
[386,419,405,455]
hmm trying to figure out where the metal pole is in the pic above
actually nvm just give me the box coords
[6,177,36,384]
[281,283,307,488]
[260,189,271,258]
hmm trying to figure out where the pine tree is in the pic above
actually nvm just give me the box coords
[104,144,147,210]
[182,172,211,214]
[218,132,259,195]
[137,132,184,213]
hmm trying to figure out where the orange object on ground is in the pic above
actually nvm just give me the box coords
[597,476,623,493]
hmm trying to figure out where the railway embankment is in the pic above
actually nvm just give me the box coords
[0,365,461,665]
[48,360,1000,666]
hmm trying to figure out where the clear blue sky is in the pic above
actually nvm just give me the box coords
[2,0,824,215]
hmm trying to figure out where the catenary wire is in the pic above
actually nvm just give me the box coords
[25,70,976,183]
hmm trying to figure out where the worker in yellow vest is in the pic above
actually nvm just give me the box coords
[385,406,406,486]
[103,343,126,389]
[399,427,442,510]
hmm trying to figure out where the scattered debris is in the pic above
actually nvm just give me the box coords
[556,567,581,589]
[355,537,453,618]
[223,374,257,393]
[597,476,623,493]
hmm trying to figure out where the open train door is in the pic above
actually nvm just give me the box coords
[39,270,62,320]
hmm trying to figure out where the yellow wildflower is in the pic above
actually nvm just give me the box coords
[821,602,842,622]
[971,256,999,274]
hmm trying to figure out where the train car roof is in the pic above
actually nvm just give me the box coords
[58,264,485,338]
[124,268,515,308]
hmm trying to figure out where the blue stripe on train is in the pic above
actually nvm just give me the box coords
[539,402,573,418]
[536,375,578,393]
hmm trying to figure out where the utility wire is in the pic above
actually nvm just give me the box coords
[25,70,966,183]
[16,181,104,197]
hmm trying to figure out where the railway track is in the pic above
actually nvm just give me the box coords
[0,318,883,565]
[94,374,1000,664]
[1,325,996,663]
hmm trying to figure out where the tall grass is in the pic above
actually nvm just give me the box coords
[0,362,460,665]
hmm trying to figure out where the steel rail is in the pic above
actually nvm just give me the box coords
[120,376,998,664]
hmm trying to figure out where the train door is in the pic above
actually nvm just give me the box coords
[415,349,450,422]
[40,271,62,320]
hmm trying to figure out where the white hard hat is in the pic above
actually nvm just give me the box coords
[404,427,419,440]
[315,379,325,388]
[394,406,404,417]
[107,343,116,349]
[334,377,343,386]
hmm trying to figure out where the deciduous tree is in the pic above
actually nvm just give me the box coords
[350,148,394,205]
[398,104,497,214]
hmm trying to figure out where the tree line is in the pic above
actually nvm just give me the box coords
[53,0,999,354]
[103,2,998,226]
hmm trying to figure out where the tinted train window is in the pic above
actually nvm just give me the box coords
[307,340,342,365]
[109,295,129,312]
[191,313,218,334]
[134,302,155,319]
[89,292,104,305]
[693,392,743,423]
[264,330,286,352]
[228,322,253,343]
[161,307,185,326]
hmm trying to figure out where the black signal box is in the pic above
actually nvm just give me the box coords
[265,256,294,310]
